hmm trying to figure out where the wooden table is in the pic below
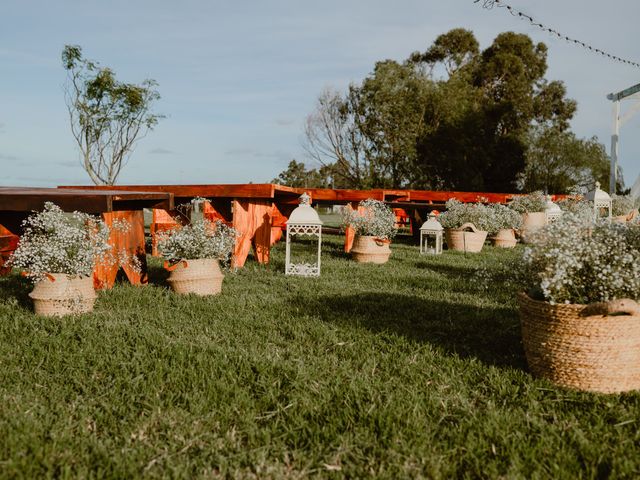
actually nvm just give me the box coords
[0,187,173,288]
[58,184,303,268]
[58,183,563,261]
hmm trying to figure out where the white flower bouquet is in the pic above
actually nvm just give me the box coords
[8,202,112,281]
[508,191,547,214]
[341,199,397,240]
[157,218,237,263]
[438,199,495,232]
[523,215,640,304]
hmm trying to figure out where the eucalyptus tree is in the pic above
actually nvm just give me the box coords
[62,45,163,185]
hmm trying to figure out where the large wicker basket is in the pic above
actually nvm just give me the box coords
[165,258,224,296]
[445,223,487,253]
[29,273,97,317]
[518,292,640,393]
[351,235,391,264]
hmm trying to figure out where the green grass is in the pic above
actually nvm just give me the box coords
[1,235,639,478]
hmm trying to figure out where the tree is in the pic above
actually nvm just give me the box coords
[414,30,577,192]
[62,45,163,185]
[303,88,371,188]
[355,60,432,188]
[271,160,336,188]
[518,126,610,193]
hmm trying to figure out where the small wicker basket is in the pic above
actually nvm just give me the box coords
[29,273,97,317]
[165,258,224,296]
[518,292,640,393]
[491,228,517,248]
[445,223,487,253]
[350,235,391,264]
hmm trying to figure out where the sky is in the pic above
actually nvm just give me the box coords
[1,0,639,190]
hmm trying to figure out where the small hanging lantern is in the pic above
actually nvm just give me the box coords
[544,195,563,223]
[285,193,323,276]
[420,212,443,255]
[586,182,612,221]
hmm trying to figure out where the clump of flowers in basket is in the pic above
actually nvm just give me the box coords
[508,191,547,243]
[341,198,397,264]
[486,203,522,248]
[8,202,112,316]
[517,215,640,393]
[438,199,494,252]
[157,218,237,295]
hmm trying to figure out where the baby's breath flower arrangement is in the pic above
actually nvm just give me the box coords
[157,218,237,264]
[522,214,640,304]
[508,191,547,214]
[8,202,112,281]
[485,203,522,234]
[438,199,495,232]
[341,199,397,240]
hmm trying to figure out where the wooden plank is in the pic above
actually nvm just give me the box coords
[0,187,172,213]
[94,211,148,289]
[231,199,273,268]
[59,184,281,199]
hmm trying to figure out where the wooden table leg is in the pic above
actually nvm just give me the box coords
[94,211,148,289]
[232,199,273,268]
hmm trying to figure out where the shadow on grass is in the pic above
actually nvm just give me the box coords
[299,292,525,369]
[0,273,33,311]
[146,264,171,288]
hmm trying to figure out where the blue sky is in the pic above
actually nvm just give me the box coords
[1,0,639,190]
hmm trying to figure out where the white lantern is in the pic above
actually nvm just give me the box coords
[419,213,443,255]
[285,193,323,276]
[586,182,612,221]
[544,195,563,223]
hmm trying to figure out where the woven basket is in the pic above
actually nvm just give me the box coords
[165,258,224,296]
[520,212,546,244]
[29,274,97,317]
[491,229,517,248]
[445,223,487,253]
[518,292,640,393]
[351,235,391,264]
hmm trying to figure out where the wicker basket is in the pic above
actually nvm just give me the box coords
[518,292,640,393]
[29,273,97,317]
[520,212,546,243]
[491,229,517,248]
[351,235,391,264]
[165,258,224,295]
[444,223,487,253]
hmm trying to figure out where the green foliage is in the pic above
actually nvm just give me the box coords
[307,29,590,193]
[271,160,338,188]
[2,239,639,477]
[62,45,163,185]
[518,126,610,194]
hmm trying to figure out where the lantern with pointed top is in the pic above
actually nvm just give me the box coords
[586,182,612,221]
[544,195,563,223]
[419,212,443,255]
[285,193,323,276]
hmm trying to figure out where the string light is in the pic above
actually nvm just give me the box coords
[475,0,640,69]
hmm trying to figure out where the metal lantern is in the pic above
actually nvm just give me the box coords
[285,193,323,276]
[544,195,563,223]
[419,213,443,255]
[586,182,612,221]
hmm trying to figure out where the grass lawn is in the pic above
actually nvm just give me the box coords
[1,234,639,478]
